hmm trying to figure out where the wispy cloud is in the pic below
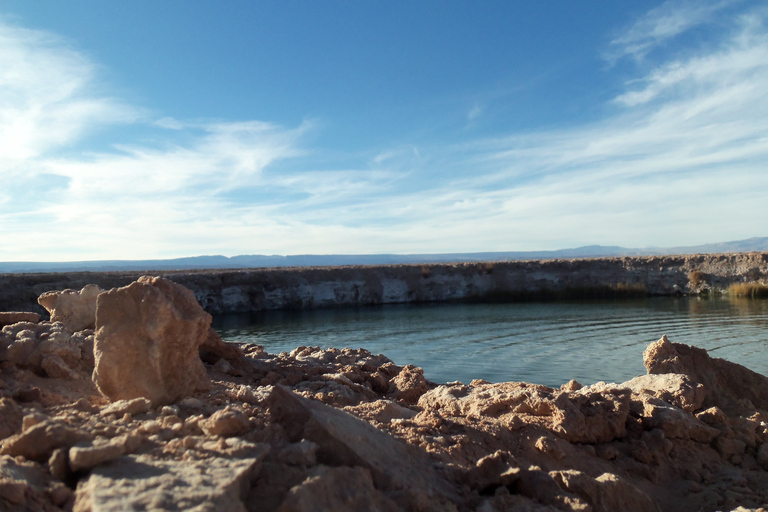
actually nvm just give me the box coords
[606,0,738,62]
[1,5,767,260]
[0,18,139,167]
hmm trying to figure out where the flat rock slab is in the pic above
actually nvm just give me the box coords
[73,447,268,512]
[267,385,459,505]
[0,312,40,327]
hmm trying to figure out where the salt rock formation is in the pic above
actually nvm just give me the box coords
[0,312,40,327]
[0,321,95,380]
[38,285,103,332]
[92,276,211,407]
[644,334,768,414]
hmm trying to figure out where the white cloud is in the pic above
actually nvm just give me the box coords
[607,0,737,62]
[1,5,768,260]
[0,18,138,168]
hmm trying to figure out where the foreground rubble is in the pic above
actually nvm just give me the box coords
[1,277,768,511]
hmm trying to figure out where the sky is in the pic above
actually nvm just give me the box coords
[1,0,767,261]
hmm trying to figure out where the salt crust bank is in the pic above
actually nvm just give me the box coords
[1,253,767,317]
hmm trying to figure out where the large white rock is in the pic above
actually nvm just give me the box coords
[92,276,211,407]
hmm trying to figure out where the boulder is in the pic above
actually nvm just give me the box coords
[92,276,211,407]
[644,335,768,414]
[38,285,103,332]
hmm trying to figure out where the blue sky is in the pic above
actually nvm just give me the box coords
[1,1,767,261]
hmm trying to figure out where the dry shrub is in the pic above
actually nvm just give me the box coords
[729,282,768,298]
[688,270,704,286]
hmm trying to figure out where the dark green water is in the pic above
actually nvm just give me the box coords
[212,297,768,387]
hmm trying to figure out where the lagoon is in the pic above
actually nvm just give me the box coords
[213,297,768,387]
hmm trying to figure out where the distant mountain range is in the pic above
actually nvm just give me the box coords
[2,237,768,274]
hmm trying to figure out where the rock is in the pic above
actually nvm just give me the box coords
[0,312,40,327]
[644,335,768,414]
[100,397,152,417]
[636,399,719,442]
[418,381,630,444]
[550,470,660,512]
[389,364,429,404]
[41,354,78,380]
[516,467,590,511]
[0,420,90,462]
[619,373,705,412]
[463,450,521,491]
[73,450,268,512]
[267,385,459,504]
[38,285,102,332]
[48,448,69,481]
[535,436,566,460]
[200,406,251,437]
[0,398,22,439]
[0,455,59,510]
[200,327,245,363]
[278,440,318,467]
[92,276,211,407]
[713,437,747,461]
[69,440,125,472]
[277,465,401,512]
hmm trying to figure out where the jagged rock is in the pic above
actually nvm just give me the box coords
[550,470,660,512]
[277,465,401,512]
[200,406,251,437]
[100,397,151,417]
[463,450,521,491]
[73,449,268,512]
[0,321,92,379]
[267,385,459,504]
[619,373,705,412]
[0,312,40,327]
[0,420,91,462]
[38,285,102,332]
[92,276,211,407]
[644,335,768,414]
[634,398,719,442]
[389,364,429,404]
[0,398,22,439]
[418,381,630,444]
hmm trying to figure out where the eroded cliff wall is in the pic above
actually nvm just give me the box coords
[1,252,767,316]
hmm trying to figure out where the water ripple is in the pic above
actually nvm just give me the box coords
[213,298,768,387]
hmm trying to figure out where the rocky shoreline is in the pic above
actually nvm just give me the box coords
[1,252,767,317]
[1,277,768,511]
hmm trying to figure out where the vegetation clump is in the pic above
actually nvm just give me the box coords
[688,270,704,286]
[728,282,768,298]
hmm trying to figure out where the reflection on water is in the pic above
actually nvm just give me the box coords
[212,297,768,387]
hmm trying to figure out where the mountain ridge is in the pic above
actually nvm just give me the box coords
[2,236,767,274]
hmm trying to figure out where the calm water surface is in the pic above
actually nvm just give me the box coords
[212,298,768,387]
